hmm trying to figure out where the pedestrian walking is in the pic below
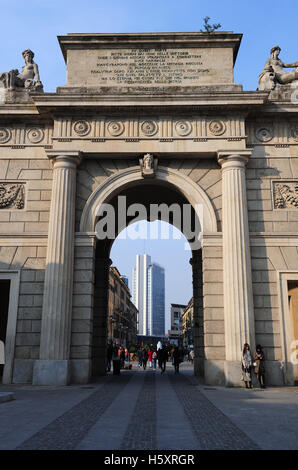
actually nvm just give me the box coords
[120,347,125,369]
[112,343,121,375]
[106,341,113,372]
[189,349,194,364]
[152,349,157,370]
[148,349,153,368]
[254,344,266,388]
[158,346,168,374]
[142,348,148,370]
[138,348,143,368]
[241,343,253,388]
[173,346,180,373]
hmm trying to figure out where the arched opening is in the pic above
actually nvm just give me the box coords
[79,165,217,380]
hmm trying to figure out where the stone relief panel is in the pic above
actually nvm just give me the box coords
[246,119,298,146]
[273,181,298,209]
[0,183,25,209]
[54,116,244,141]
[0,125,52,147]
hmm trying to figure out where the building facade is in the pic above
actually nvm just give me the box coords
[182,298,194,348]
[168,303,186,344]
[107,266,138,347]
[132,254,165,336]
[0,31,297,386]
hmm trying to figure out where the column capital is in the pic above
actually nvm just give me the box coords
[45,150,83,168]
[217,150,252,169]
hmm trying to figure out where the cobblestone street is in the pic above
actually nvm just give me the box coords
[0,363,298,450]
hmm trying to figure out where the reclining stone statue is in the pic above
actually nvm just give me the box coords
[259,46,298,91]
[0,49,43,91]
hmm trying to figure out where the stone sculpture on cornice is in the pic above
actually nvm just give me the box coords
[0,49,43,91]
[259,46,298,91]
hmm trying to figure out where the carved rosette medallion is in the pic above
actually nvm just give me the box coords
[274,182,298,209]
[255,127,273,142]
[175,121,192,136]
[290,125,298,142]
[73,120,91,136]
[0,128,11,144]
[0,183,25,209]
[27,127,44,143]
[140,120,158,136]
[209,120,226,136]
[107,121,124,137]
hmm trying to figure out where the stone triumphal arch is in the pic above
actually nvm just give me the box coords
[0,32,298,386]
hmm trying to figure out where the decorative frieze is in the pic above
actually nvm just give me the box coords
[0,125,52,146]
[0,183,25,209]
[27,127,44,143]
[53,115,244,140]
[209,120,226,136]
[73,120,91,136]
[247,120,298,145]
[255,126,273,142]
[0,128,12,144]
[273,181,298,209]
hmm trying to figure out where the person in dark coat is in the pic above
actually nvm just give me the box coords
[173,346,180,373]
[254,344,266,388]
[158,346,168,374]
[112,343,121,375]
[138,348,143,368]
[106,341,113,372]
[120,347,125,369]
[142,349,148,370]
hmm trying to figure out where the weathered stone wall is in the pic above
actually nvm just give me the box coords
[0,157,53,233]
[0,152,52,382]
[246,117,298,384]
[71,242,95,383]
[202,242,224,385]
[0,241,46,383]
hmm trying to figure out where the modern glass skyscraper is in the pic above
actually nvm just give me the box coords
[132,254,165,336]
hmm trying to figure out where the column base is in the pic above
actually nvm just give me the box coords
[224,361,249,387]
[70,359,92,384]
[33,360,70,386]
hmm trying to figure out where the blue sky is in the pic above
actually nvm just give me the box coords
[1,0,298,91]
[1,0,297,331]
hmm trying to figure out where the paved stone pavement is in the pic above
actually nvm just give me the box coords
[0,362,298,450]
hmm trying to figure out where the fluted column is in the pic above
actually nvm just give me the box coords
[218,151,255,386]
[33,151,82,385]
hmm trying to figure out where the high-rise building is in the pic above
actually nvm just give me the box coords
[132,254,165,336]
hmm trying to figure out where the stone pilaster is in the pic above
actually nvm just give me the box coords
[218,151,255,386]
[33,151,82,385]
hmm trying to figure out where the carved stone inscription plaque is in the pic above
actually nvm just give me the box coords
[67,47,233,87]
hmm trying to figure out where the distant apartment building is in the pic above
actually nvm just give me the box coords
[181,298,194,347]
[167,303,187,344]
[107,267,138,347]
[132,254,165,336]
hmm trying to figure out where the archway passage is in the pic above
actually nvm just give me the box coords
[0,280,10,381]
[89,179,205,378]
[288,281,298,384]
